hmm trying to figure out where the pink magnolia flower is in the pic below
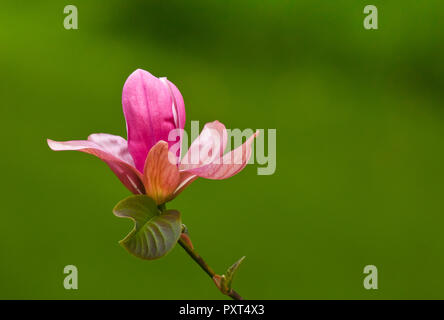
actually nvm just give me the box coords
[48,69,258,205]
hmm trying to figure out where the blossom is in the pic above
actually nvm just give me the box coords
[48,69,258,204]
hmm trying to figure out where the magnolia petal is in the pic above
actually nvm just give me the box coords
[179,121,227,171]
[161,78,186,161]
[87,133,136,166]
[158,78,186,136]
[47,135,145,195]
[182,130,259,180]
[143,141,180,204]
[173,171,198,197]
[122,69,185,172]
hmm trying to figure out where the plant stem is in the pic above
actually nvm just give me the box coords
[178,237,244,300]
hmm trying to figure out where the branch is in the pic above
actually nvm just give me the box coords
[178,237,244,300]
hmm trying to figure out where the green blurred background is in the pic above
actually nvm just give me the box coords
[1,0,443,299]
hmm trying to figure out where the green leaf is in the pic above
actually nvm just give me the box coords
[225,256,245,290]
[215,256,245,294]
[113,195,182,260]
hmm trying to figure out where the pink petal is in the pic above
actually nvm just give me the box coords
[143,141,180,205]
[173,171,198,197]
[47,134,145,195]
[88,133,136,166]
[122,69,186,172]
[181,130,259,180]
[162,78,186,160]
[179,121,227,171]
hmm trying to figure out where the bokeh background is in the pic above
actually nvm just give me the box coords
[1,0,443,299]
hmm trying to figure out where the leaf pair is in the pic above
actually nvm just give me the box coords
[213,256,245,295]
[113,195,182,260]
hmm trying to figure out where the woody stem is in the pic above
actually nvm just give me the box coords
[178,237,243,300]
[159,204,243,300]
